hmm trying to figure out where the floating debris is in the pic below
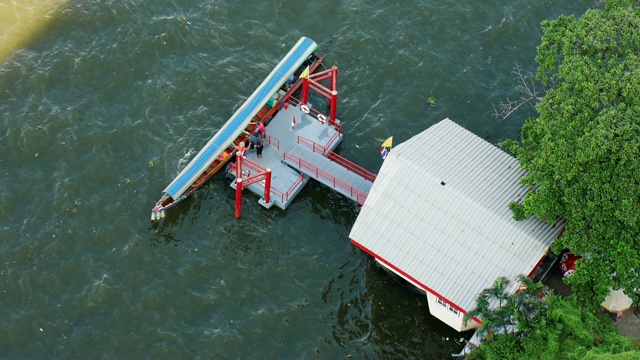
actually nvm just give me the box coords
[177,15,191,26]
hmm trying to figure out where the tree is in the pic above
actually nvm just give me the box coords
[467,278,638,360]
[464,275,548,339]
[464,276,513,339]
[508,0,640,307]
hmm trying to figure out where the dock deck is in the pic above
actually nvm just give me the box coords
[231,101,346,210]
[283,145,374,205]
[231,98,377,210]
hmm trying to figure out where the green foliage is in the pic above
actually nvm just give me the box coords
[470,335,521,360]
[581,351,640,360]
[513,0,640,308]
[464,275,548,338]
[498,139,521,157]
[469,293,638,360]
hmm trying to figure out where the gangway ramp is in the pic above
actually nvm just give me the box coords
[283,138,376,205]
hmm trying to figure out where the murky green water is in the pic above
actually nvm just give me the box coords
[0,0,594,358]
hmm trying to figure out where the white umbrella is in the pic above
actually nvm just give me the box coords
[601,289,633,312]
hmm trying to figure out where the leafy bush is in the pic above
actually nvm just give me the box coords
[468,285,638,359]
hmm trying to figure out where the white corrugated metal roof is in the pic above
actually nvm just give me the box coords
[350,118,565,313]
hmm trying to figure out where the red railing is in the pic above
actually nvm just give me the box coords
[239,157,304,204]
[325,124,342,151]
[283,152,368,205]
[296,137,377,182]
[272,172,305,203]
[241,157,266,175]
[297,136,329,155]
[287,96,303,108]
[265,133,280,150]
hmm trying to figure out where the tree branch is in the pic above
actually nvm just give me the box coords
[492,64,545,120]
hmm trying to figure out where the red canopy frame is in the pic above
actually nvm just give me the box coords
[301,66,338,125]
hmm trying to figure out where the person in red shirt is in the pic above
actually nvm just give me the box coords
[236,141,249,158]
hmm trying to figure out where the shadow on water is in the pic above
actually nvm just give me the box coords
[362,256,470,359]
[149,224,182,247]
[312,248,468,359]
[302,181,361,227]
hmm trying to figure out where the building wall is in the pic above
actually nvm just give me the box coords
[426,292,479,332]
[375,259,480,332]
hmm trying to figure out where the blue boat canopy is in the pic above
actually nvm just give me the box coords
[162,37,318,200]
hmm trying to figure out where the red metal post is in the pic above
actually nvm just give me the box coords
[331,66,338,92]
[264,168,272,204]
[330,66,338,125]
[235,178,243,219]
[236,151,243,179]
[329,90,338,125]
[235,151,243,219]
[301,77,309,105]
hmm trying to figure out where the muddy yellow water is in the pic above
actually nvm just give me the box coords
[0,0,68,63]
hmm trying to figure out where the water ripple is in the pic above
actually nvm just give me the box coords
[0,0,596,357]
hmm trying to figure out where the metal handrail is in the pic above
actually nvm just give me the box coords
[269,187,285,202]
[239,158,285,202]
[241,157,266,172]
[240,157,305,203]
[286,173,305,201]
[265,133,280,150]
[296,137,377,182]
[283,152,368,205]
[324,125,342,151]
[268,172,305,203]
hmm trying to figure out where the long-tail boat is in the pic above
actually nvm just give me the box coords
[151,37,324,220]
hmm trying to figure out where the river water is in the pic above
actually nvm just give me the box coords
[1,0,594,358]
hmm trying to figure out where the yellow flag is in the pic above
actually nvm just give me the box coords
[381,136,393,148]
[298,66,310,79]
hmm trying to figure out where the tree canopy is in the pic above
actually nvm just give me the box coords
[468,291,637,360]
[510,0,640,306]
[464,276,548,339]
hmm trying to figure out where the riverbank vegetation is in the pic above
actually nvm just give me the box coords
[465,277,638,359]
[469,0,640,357]
[500,0,640,308]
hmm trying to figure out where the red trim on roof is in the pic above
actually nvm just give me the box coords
[527,254,547,278]
[351,238,482,325]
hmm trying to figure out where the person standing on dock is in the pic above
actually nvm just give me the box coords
[256,140,264,158]
[256,122,267,140]
[249,134,260,151]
